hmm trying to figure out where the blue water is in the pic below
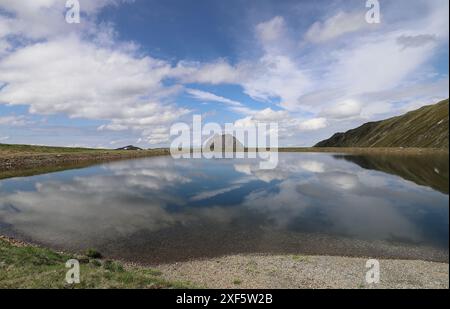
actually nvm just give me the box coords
[0,153,448,263]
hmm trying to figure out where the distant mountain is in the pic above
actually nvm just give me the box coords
[204,134,245,152]
[315,99,449,148]
[116,145,143,150]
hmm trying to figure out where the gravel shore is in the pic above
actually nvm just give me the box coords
[156,254,449,289]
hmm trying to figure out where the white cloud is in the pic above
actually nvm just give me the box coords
[176,60,241,85]
[186,88,241,107]
[233,164,253,175]
[333,35,437,96]
[299,160,325,173]
[234,116,256,128]
[305,11,372,43]
[0,35,188,145]
[190,185,241,202]
[242,55,311,106]
[0,0,185,146]
[178,17,312,112]
[185,88,266,116]
[287,0,449,137]
[141,126,172,145]
[253,108,288,122]
[234,108,289,128]
[179,56,311,111]
[321,100,362,119]
[0,0,129,40]
[0,0,448,147]
[256,16,286,44]
[298,118,328,131]
[0,115,30,126]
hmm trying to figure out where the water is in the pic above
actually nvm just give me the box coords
[0,153,448,263]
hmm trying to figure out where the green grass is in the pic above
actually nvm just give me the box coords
[0,143,105,155]
[0,239,192,289]
[292,255,310,262]
[0,143,170,156]
[232,279,242,285]
[85,248,103,259]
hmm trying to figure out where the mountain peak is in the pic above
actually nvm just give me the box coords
[116,145,143,151]
[204,134,245,152]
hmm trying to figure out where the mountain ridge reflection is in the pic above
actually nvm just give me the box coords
[334,153,449,194]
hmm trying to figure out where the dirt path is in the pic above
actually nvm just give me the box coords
[156,254,449,289]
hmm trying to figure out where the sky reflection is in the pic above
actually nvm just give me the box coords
[0,153,448,263]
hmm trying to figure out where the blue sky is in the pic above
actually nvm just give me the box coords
[0,0,448,148]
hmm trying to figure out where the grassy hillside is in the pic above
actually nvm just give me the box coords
[316,99,449,148]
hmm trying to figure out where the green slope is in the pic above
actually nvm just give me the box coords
[315,99,449,148]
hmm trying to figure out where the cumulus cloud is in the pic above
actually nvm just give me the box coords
[256,16,286,45]
[321,100,362,119]
[0,0,448,147]
[298,118,327,131]
[252,108,288,122]
[0,1,189,145]
[0,36,189,143]
[242,55,311,106]
[177,16,312,112]
[288,0,449,135]
[0,0,129,40]
[179,56,311,110]
[233,108,288,128]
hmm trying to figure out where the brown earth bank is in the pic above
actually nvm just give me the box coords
[0,149,170,179]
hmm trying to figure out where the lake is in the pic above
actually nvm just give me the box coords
[0,152,448,264]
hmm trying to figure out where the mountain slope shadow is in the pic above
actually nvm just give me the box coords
[334,154,449,194]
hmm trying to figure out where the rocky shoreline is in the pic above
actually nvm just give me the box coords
[1,235,448,289]
[156,254,449,289]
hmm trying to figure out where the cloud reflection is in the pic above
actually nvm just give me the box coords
[0,154,447,261]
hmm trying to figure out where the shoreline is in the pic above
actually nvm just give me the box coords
[155,253,449,289]
[1,236,448,289]
[0,149,170,179]
[1,146,448,179]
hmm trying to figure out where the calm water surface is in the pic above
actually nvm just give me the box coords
[0,153,448,263]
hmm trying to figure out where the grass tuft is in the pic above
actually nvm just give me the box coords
[85,248,102,259]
